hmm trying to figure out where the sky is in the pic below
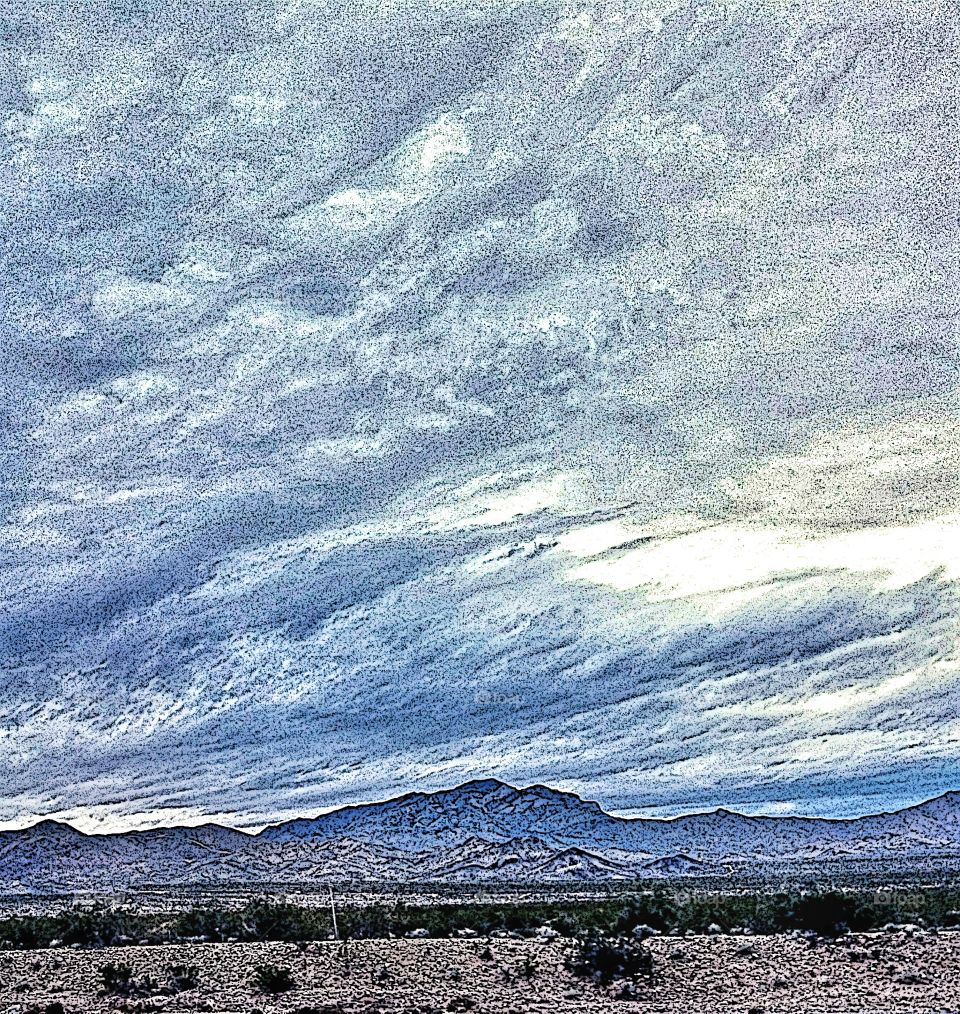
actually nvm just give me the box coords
[1,0,958,832]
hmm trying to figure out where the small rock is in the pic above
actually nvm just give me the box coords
[631,923,661,941]
[447,997,476,1012]
[897,972,924,985]
[735,942,756,956]
[706,923,723,936]
[406,928,430,939]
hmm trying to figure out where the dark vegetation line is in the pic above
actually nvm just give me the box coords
[2,887,960,949]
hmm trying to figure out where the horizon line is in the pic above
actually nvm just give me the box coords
[2,777,957,838]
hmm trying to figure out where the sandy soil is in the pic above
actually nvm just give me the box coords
[1,931,959,1013]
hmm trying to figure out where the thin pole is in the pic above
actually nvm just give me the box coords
[328,883,339,941]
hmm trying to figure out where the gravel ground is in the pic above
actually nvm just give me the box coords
[1,932,959,1013]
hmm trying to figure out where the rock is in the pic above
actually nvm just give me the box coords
[706,923,723,936]
[536,925,561,940]
[454,928,478,939]
[406,928,430,938]
[668,947,686,961]
[735,942,756,956]
[897,972,924,984]
[772,977,789,989]
[884,923,921,935]
[446,997,476,1011]
[631,924,661,941]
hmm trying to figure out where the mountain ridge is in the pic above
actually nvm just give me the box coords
[4,780,960,893]
[8,780,960,839]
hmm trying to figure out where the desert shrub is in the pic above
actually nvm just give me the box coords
[252,962,297,994]
[566,933,654,986]
[166,963,200,991]
[785,892,863,937]
[99,961,135,994]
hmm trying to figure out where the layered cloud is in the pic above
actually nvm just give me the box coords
[1,0,957,830]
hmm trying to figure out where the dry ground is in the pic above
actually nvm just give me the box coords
[2,931,959,1013]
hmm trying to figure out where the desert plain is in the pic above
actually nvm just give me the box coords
[3,929,960,1014]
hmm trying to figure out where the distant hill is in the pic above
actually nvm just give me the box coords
[4,780,960,892]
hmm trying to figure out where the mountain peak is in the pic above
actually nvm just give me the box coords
[447,778,516,795]
[21,818,83,836]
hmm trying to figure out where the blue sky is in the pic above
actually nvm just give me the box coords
[1,0,958,831]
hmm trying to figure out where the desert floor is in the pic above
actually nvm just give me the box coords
[2,931,959,1013]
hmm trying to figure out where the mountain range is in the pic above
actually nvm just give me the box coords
[3,780,960,893]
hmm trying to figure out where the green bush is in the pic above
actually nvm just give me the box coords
[566,933,654,986]
[166,963,200,991]
[251,962,297,994]
[99,961,135,994]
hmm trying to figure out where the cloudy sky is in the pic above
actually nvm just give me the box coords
[1,0,958,832]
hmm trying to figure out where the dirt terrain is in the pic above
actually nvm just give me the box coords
[2,931,959,1014]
